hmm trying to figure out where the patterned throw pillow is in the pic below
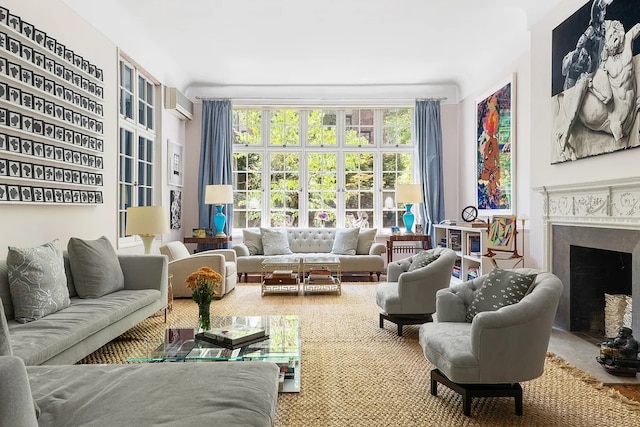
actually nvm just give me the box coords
[465,268,537,322]
[6,239,70,323]
[408,251,440,272]
[331,228,360,255]
[260,228,293,256]
[67,236,124,298]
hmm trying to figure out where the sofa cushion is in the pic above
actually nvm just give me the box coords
[356,228,377,255]
[8,289,160,366]
[6,240,70,323]
[26,361,279,427]
[243,229,263,255]
[0,298,11,356]
[331,228,360,255]
[465,268,537,322]
[260,228,292,256]
[408,251,440,272]
[67,236,124,298]
[0,356,39,427]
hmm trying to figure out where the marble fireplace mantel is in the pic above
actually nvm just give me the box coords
[535,177,640,335]
[535,177,640,229]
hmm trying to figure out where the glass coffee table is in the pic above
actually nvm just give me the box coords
[261,256,342,295]
[127,315,301,392]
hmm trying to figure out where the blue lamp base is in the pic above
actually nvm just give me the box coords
[213,205,227,237]
[403,204,415,234]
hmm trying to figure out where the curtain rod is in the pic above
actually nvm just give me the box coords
[195,96,447,101]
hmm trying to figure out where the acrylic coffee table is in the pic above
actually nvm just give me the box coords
[127,314,301,393]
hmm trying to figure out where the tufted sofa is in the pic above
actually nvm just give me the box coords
[233,228,386,281]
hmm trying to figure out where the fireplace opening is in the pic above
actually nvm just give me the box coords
[569,245,632,343]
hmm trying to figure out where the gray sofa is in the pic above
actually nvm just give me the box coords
[0,355,280,427]
[233,227,386,280]
[0,253,168,365]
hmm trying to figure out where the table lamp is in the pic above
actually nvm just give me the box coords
[396,184,422,234]
[205,184,234,237]
[125,206,169,254]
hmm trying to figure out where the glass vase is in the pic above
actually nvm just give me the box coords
[198,301,211,331]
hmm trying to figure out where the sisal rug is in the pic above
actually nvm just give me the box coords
[79,283,640,426]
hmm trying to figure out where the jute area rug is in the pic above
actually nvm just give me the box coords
[79,283,640,427]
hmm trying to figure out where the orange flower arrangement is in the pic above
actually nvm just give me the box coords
[185,266,222,305]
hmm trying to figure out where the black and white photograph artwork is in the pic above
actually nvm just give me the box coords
[552,0,640,163]
[170,190,182,229]
[0,7,8,26]
[0,184,8,201]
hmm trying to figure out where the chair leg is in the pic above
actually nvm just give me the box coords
[430,369,523,417]
[379,313,384,329]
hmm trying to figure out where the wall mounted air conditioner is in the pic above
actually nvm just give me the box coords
[164,87,194,121]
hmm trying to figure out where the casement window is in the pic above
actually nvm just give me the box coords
[232,107,414,231]
[117,57,159,240]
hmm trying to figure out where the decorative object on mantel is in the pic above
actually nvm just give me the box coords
[185,266,222,331]
[596,326,640,377]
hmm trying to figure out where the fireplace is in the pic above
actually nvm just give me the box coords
[552,225,639,336]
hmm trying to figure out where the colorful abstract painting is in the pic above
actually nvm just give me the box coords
[476,76,514,214]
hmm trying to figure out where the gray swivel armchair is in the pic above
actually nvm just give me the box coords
[376,247,457,336]
[419,268,563,416]
[160,241,237,298]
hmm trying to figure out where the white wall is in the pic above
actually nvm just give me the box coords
[528,0,640,269]
[0,0,117,259]
[0,0,187,258]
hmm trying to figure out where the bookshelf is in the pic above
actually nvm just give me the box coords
[434,224,492,284]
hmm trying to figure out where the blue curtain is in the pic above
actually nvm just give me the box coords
[198,100,233,244]
[415,100,445,245]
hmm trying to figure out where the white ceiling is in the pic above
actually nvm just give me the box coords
[61,0,564,101]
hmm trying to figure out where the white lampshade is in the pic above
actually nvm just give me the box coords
[125,206,169,254]
[205,185,234,205]
[396,184,422,204]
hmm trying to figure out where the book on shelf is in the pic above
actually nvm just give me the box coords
[308,267,331,275]
[196,324,268,349]
[467,235,481,256]
[467,266,479,280]
[449,230,462,251]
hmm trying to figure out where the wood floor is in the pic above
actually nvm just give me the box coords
[609,385,640,402]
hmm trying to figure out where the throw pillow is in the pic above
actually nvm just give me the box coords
[67,236,124,298]
[356,228,377,255]
[260,228,293,256]
[6,239,70,323]
[465,268,537,322]
[331,228,360,255]
[407,251,440,272]
[0,297,11,355]
[243,229,264,256]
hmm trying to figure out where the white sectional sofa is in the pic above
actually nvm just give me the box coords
[233,227,386,281]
